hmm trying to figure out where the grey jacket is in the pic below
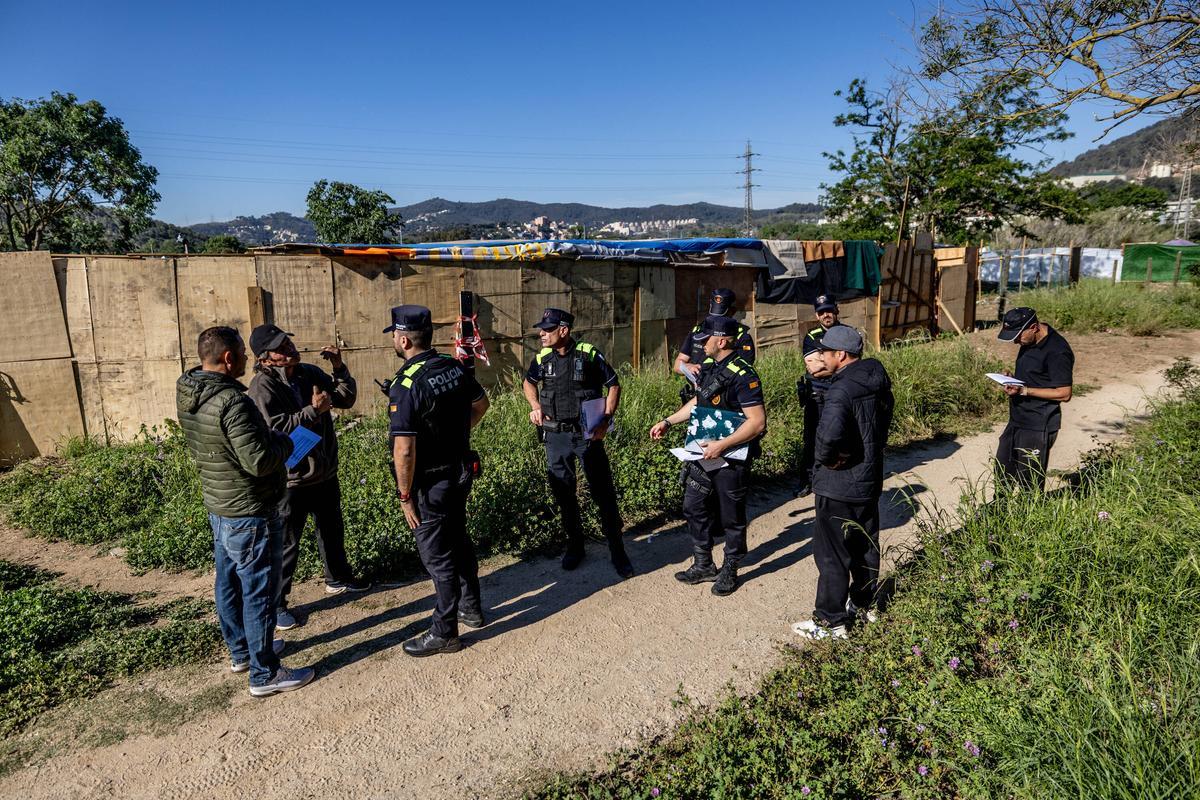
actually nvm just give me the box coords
[246,360,356,488]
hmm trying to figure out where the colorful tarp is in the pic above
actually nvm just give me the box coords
[336,238,765,263]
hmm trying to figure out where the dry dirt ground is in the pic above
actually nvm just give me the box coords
[1,329,1196,800]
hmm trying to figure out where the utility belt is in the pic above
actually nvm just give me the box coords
[681,460,714,495]
[540,419,581,433]
[391,449,482,493]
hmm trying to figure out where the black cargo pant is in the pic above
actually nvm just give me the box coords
[275,477,355,608]
[413,470,481,639]
[543,430,623,547]
[996,423,1058,492]
[812,494,880,628]
[682,460,751,565]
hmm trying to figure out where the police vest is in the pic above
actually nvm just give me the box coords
[392,354,469,455]
[536,341,602,422]
[695,355,752,410]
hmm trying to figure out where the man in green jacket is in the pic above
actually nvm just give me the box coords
[176,326,315,697]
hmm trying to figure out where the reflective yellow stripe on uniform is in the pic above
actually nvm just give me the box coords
[399,360,427,389]
[536,346,554,364]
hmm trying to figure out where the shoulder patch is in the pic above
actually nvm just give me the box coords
[748,381,760,390]
[389,403,397,413]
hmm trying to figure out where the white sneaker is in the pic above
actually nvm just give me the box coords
[792,619,849,640]
[230,638,285,673]
[249,665,316,697]
[846,598,879,624]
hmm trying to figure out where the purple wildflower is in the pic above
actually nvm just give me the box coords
[981,560,994,572]
[1008,619,1019,630]
[912,645,923,657]
[964,740,981,757]
[359,477,367,485]
[891,679,901,687]
[917,723,926,733]
[918,765,929,777]
[801,787,811,796]
[949,657,961,670]
[878,726,888,735]
[651,789,661,798]
[1097,511,1111,521]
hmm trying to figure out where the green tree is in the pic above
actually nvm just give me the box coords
[821,79,1086,243]
[1077,179,1169,212]
[200,234,245,254]
[305,180,403,244]
[0,93,159,252]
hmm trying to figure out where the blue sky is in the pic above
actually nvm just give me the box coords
[0,0,1153,224]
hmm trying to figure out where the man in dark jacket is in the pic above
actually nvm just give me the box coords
[176,326,315,697]
[246,324,366,631]
[795,296,849,497]
[793,326,893,641]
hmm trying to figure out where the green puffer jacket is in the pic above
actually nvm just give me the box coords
[176,367,295,518]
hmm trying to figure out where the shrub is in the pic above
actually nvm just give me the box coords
[0,340,1006,580]
[1016,279,1200,335]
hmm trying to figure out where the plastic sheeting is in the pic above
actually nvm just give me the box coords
[337,238,767,263]
[979,247,1123,284]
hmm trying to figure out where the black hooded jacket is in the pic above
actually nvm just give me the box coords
[812,357,894,504]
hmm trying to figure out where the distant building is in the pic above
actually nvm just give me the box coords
[1149,162,1174,179]
[1064,172,1125,188]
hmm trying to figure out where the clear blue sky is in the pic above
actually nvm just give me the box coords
[0,0,1152,225]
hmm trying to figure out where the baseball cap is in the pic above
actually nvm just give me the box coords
[997,307,1038,342]
[533,307,574,331]
[249,324,294,357]
[814,294,838,313]
[816,325,863,356]
[708,288,736,315]
[692,314,741,342]
[383,304,433,333]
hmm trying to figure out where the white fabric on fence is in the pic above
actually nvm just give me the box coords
[978,247,1123,283]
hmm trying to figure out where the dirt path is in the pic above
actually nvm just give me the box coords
[2,330,1196,800]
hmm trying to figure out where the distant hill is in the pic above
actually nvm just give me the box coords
[1049,115,1195,177]
[154,199,824,247]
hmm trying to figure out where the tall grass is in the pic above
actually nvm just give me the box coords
[528,359,1200,799]
[0,340,1005,579]
[1017,279,1200,336]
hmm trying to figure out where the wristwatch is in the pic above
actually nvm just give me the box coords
[397,489,412,502]
[661,418,673,429]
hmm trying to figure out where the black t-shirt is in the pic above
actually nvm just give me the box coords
[680,322,756,364]
[388,349,485,473]
[1010,326,1074,432]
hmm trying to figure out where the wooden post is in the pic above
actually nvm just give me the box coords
[247,286,267,328]
[1068,244,1082,285]
[895,175,911,247]
[998,253,1010,320]
[1145,255,1154,285]
[1173,250,1184,285]
[1018,236,1027,291]
[1111,259,1119,284]
[631,286,642,372]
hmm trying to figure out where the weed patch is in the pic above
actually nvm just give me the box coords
[0,565,221,736]
[1016,279,1200,336]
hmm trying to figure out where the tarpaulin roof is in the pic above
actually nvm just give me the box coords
[258,238,766,264]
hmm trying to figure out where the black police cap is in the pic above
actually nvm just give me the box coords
[708,288,736,316]
[533,307,574,331]
[383,304,433,333]
[692,314,741,341]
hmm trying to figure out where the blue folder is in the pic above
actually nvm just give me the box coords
[286,427,322,469]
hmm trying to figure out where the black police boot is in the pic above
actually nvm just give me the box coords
[607,535,634,580]
[711,561,740,596]
[402,630,462,657]
[674,549,718,584]
[457,606,486,629]
[561,539,585,571]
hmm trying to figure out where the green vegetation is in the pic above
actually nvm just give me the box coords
[0,561,221,737]
[1017,279,1200,336]
[0,341,1004,579]
[528,358,1200,799]
[305,179,403,245]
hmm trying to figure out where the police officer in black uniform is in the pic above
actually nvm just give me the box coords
[674,288,755,399]
[522,307,634,579]
[795,295,848,497]
[651,314,767,596]
[385,305,491,657]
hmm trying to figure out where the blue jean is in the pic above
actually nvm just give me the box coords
[209,511,283,686]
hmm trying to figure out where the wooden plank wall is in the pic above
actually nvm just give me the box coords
[878,233,937,344]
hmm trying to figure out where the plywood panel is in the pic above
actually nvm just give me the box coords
[73,361,106,440]
[255,255,334,352]
[0,251,72,363]
[574,327,618,368]
[88,257,182,362]
[472,339,529,389]
[612,264,639,289]
[402,263,463,325]
[521,262,570,294]
[466,266,523,339]
[55,256,98,363]
[0,358,85,464]
[339,347,402,414]
[572,289,614,330]
[177,256,257,355]
[638,318,669,370]
[96,359,181,441]
[562,260,614,292]
[331,257,405,349]
[638,266,674,321]
[613,285,635,327]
